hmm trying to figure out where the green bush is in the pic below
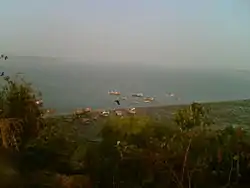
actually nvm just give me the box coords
[0,75,44,151]
[1,76,250,187]
[84,104,250,188]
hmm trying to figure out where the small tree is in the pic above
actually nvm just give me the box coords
[0,75,44,151]
[174,102,212,131]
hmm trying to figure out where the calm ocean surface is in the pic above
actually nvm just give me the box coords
[1,56,250,114]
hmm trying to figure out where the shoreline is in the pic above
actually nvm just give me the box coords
[47,98,250,118]
[45,98,250,142]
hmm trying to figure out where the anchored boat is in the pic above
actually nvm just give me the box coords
[132,93,144,97]
[144,97,154,103]
[108,90,121,96]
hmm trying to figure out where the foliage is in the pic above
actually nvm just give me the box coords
[20,120,78,173]
[0,75,44,151]
[174,102,213,130]
[1,76,250,187]
[84,103,250,188]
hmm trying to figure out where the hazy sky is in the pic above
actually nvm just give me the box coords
[0,0,250,67]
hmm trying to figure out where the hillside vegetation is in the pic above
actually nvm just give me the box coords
[1,75,250,188]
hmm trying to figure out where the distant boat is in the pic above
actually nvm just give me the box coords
[101,110,110,117]
[144,97,154,103]
[108,90,121,96]
[115,110,123,116]
[131,101,140,104]
[166,93,175,97]
[16,72,24,75]
[128,108,136,114]
[121,96,128,100]
[144,97,154,101]
[132,93,144,97]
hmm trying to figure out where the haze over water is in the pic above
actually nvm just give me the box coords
[1,56,250,114]
[0,1,250,68]
[0,1,250,113]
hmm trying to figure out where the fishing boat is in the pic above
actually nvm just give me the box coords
[132,93,144,97]
[144,97,154,103]
[131,101,140,104]
[166,93,175,97]
[108,90,121,96]
[121,96,128,100]
[128,108,136,114]
[115,110,123,116]
[101,110,110,117]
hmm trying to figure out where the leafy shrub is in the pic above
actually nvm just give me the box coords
[1,75,250,188]
[0,75,44,151]
[84,103,250,188]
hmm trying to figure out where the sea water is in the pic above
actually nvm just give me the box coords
[1,56,250,114]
